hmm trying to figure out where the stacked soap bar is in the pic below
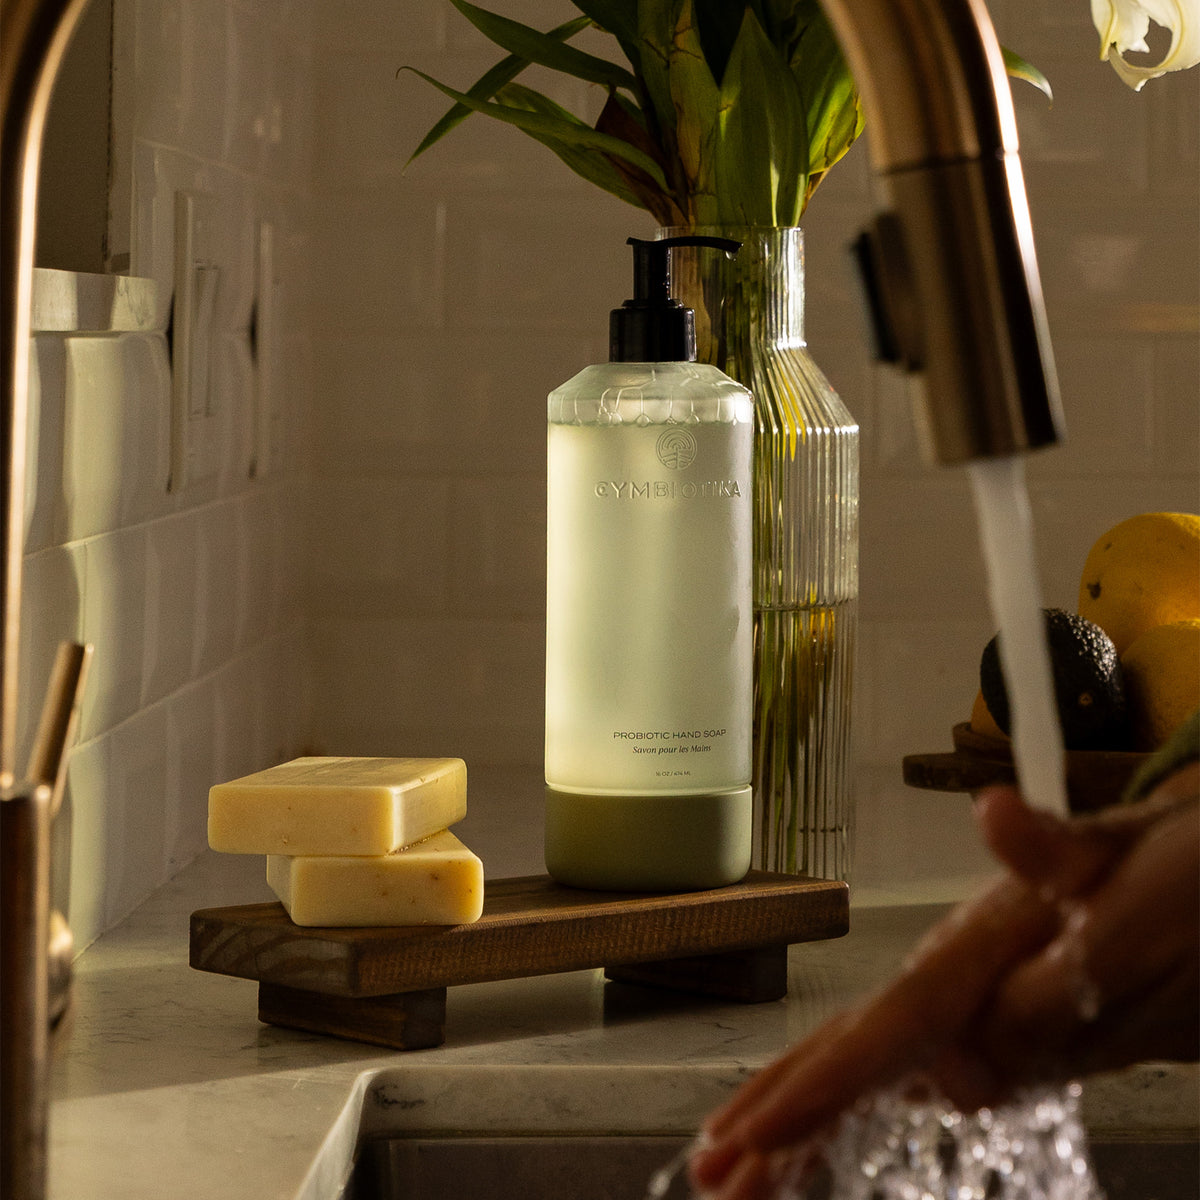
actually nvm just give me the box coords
[207,756,483,928]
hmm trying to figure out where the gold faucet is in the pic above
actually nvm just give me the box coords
[0,1,1064,1197]
[2,7,94,1198]
[822,0,1065,464]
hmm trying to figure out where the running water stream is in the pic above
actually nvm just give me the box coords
[967,456,1070,819]
[645,457,1103,1199]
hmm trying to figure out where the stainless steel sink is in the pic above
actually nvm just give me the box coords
[345,1136,694,1200]
[343,1133,1199,1200]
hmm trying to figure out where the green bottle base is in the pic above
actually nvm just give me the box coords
[544,785,753,892]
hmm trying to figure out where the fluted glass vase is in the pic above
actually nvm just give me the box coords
[664,227,859,880]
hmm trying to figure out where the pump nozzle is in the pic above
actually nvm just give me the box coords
[611,235,741,363]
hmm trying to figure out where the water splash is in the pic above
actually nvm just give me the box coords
[790,1079,1101,1200]
[647,1083,1102,1200]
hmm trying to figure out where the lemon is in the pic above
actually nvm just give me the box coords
[1077,512,1200,654]
[1120,619,1200,751]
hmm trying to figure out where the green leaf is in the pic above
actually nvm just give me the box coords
[496,84,647,209]
[445,0,638,92]
[668,0,721,224]
[637,0,688,132]
[691,0,745,83]
[405,16,591,165]
[787,1,863,181]
[1003,46,1053,103]
[594,93,682,223]
[570,0,638,47]
[403,67,669,189]
[713,7,808,226]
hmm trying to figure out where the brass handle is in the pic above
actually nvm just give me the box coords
[0,639,89,1200]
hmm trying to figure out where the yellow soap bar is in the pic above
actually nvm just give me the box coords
[207,756,467,856]
[266,830,485,927]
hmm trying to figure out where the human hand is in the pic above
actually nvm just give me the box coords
[967,762,1199,1095]
[688,766,1199,1200]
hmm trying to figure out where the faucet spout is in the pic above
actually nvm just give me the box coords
[820,0,1065,464]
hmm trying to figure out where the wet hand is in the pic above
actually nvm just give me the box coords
[688,767,1199,1200]
[970,765,1200,1090]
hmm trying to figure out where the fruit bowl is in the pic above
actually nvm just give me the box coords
[902,723,1150,814]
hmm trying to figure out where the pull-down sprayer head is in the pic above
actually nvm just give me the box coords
[822,0,1065,464]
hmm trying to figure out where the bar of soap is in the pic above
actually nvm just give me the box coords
[266,830,485,927]
[208,756,467,856]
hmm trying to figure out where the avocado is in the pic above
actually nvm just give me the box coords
[980,608,1131,751]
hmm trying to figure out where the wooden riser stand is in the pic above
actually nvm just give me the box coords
[191,871,849,1050]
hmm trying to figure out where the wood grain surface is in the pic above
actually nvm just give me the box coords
[902,722,1147,813]
[190,871,849,999]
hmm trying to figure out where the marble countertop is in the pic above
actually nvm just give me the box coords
[48,786,1199,1200]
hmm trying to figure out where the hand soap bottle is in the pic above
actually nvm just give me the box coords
[544,236,755,891]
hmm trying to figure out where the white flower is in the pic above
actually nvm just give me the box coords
[1091,0,1200,89]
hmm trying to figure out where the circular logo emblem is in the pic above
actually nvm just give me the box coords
[655,428,698,470]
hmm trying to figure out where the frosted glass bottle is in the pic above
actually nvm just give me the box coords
[544,237,755,892]
[544,364,755,890]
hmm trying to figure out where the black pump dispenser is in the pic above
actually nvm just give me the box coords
[609,235,741,363]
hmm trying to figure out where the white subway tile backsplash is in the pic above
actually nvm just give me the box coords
[253,0,317,43]
[130,0,187,150]
[212,652,262,784]
[1146,74,1200,203]
[304,476,452,617]
[312,188,446,334]
[62,337,135,541]
[309,615,544,764]
[124,331,174,517]
[79,525,148,741]
[269,34,315,190]
[16,545,86,768]
[1039,201,1199,311]
[316,1,444,54]
[1027,333,1156,479]
[310,330,587,479]
[867,619,990,767]
[177,0,229,164]
[23,336,66,553]
[799,197,879,348]
[21,0,316,951]
[105,705,169,928]
[164,680,216,872]
[64,734,112,950]
[214,333,256,489]
[224,2,273,174]
[451,476,546,618]
[234,495,278,652]
[191,500,240,677]
[269,484,306,631]
[1015,55,1151,196]
[442,193,644,334]
[251,628,310,766]
[852,765,996,898]
[314,47,415,180]
[859,474,986,620]
[865,364,926,474]
[141,510,199,708]
[1154,338,1200,475]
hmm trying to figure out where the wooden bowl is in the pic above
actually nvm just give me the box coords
[902,723,1149,814]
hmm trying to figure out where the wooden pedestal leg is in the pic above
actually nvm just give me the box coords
[604,944,789,1003]
[258,982,447,1050]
